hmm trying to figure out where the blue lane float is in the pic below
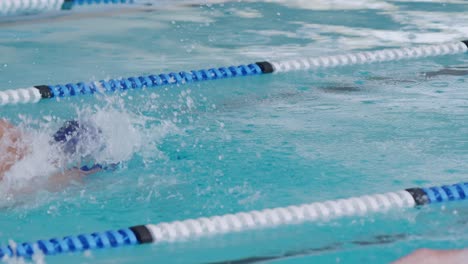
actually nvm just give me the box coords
[0,40,467,106]
[2,182,467,259]
[62,0,134,10]
[38,63,263,98]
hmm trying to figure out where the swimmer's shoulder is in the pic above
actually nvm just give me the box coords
[0,119,14,137]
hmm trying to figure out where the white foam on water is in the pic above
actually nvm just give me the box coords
[155,0,397,10]
[227,7,263,18]
[254,0,396,10]
[387,11,468,39]
[82,105,143,166]
[1,132,57,189]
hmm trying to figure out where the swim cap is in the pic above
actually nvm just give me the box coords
[52,120,118,171]
[52,120,101,156]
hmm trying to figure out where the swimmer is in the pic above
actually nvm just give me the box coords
[0,118,115,189]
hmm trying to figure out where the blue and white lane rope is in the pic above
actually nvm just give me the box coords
[0,0,133,16]
[1,40,467,106]
[2,182,468,258]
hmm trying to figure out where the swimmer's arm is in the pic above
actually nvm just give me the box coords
[7,167,102,194]
[0,119,26,181]
[45,167,102,191]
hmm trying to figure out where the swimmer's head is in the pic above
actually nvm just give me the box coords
[52,120,103,157]
[52,120,119,171]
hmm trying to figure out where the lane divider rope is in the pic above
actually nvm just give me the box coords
[0,0,133,16]
[1,181,467,258]
[1,40,467,106]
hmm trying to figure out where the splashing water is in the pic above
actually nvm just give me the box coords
[0,94,182,206]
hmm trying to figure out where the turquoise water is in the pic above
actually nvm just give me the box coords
[1,0,468,263]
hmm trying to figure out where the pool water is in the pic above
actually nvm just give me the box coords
[1,0,468,263]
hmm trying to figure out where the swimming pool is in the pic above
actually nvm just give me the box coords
[1,0,468,263]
